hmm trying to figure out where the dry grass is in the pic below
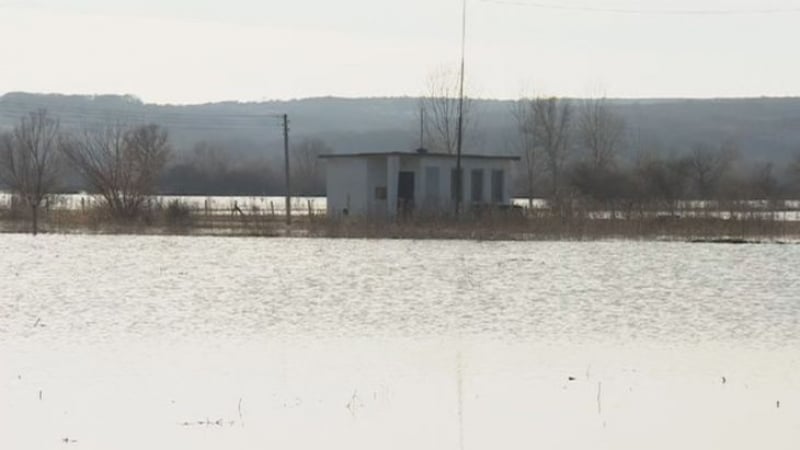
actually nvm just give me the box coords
[309,215,800,242]
[0,204,288,237]
[2,204,799,242]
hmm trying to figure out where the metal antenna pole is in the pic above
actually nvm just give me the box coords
[419,107,425,150]
[455,0,467,218]
[283,114,291,225]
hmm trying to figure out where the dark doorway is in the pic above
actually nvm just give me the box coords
[398,171,415,214]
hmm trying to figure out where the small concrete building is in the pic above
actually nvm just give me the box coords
[319,150,520,217]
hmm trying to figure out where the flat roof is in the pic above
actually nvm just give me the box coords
[318,151,520,161]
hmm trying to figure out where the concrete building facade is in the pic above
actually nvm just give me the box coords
[319,151,519,217]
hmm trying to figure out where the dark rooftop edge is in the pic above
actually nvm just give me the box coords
[318,151,520,161]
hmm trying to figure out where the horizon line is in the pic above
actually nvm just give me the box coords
[4,90,800,107]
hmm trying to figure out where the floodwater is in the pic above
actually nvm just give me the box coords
[1,235,799,450]
[5,191,800,222]
[0,192,328,216]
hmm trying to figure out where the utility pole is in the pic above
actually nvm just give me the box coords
[282,113,291,225]
[454,0,467,218]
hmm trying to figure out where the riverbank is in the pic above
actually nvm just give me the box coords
[3,207,800,242]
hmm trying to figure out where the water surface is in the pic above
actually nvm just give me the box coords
[1,236,798,449]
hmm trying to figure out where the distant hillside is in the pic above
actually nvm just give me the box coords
[2,92,800,164]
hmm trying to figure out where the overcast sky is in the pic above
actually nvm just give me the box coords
[1,0,798,104]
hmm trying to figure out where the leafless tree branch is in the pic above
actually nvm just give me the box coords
[0,109,63,234]
[63,123,171,219]
[419,67,474,154]
[578,97,624,170]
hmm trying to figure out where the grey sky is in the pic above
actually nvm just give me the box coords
[1,0,798,104]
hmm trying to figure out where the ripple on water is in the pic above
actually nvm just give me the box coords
[0,235,797,346]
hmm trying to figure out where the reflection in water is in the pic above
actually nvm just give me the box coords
[1,236,799,450]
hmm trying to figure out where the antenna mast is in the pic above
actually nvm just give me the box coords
[419,107,425,150]
[454,0,467,217]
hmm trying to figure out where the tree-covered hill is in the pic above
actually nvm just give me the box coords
[2,92,799,165]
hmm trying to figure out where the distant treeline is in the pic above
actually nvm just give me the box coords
[507,96,800,215]
[4,107,800,239]
[4,92,800,165]
[160,139,326,196]
[0,109,327,234]
[3,92,800,202]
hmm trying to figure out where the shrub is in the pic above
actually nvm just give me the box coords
[164,199,193,227]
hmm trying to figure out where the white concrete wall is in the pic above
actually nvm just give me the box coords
[325,158,369,217]
[415,158,451,213]
[416,157,514,212]
[387,155,400,217]
[366,157,388,216]
[325,155,515,217]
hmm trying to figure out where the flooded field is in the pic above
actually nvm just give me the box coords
[0,193,328,216]
[1,235,799,449]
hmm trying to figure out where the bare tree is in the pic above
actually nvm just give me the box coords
[419,67,473,154]
[64,123,171,219]
[0,110,63,235]
[511,98,540,209]
[634,152,691,215]
[577,97,624,169]
[749,161,779,200]
[292,138,330,195]
[786,152,800,196]
[532,97,573,202]
[189,141,229,176]
[687,142,738,199]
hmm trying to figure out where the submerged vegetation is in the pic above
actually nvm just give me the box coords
[2,195,800,242]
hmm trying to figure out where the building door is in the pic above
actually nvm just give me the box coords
[398,171,415,213]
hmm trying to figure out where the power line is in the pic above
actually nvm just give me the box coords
[0,103,277,120]
[478,0,800,16]
[0,104,282,129]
